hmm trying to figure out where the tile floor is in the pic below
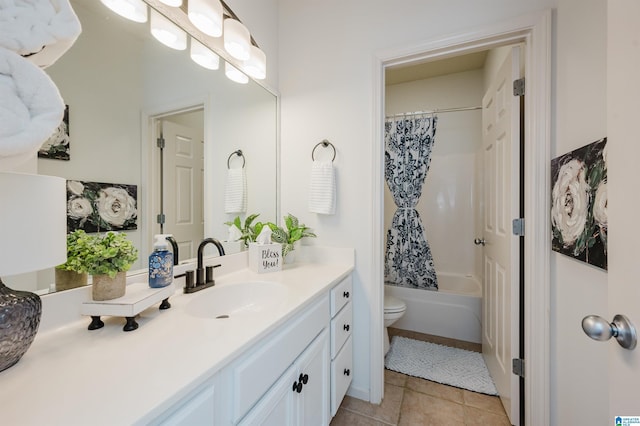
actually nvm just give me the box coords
[330,328,511,426]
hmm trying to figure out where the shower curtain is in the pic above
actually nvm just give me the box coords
[384,115,438,290]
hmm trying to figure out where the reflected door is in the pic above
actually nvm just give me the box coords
[162,119,204,260]
[481,45,521,424]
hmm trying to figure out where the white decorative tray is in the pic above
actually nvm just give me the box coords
[81,282,176,331]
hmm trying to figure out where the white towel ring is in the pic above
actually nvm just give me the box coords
[311,140,336,162]
[227,150,245,169]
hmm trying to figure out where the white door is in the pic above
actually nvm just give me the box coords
[162,120,204,260]
[481,46,521,424]
[606,0,640,419]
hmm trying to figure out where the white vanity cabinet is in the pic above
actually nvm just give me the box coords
[329,275,353,416]
[153,377,217,425]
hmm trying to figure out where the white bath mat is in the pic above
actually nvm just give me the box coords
[385,336,498,396]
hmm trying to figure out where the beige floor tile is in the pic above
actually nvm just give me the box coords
[463,390,507,415]
[330,408,388,426]
[384,369,407,387]
[398,389,464,426]
[404,376,464,404]
[463,405,511,426]
[341,383,404,425]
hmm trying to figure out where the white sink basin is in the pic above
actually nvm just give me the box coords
[185,281,287,319]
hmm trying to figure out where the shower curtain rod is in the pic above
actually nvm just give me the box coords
[385,105,482,119]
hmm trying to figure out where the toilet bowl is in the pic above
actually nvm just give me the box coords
[384,293,407,354]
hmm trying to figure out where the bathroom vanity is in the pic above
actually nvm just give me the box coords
[0,247,354,425]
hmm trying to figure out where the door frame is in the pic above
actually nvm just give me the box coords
[141,96,210,261]
[370,10,552,426]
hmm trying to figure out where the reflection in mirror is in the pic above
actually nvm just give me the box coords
[3,0,278,294]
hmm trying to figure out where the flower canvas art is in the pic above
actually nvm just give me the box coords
[38,105,70,160]
[66,180,138,233]
[551,138,607,270]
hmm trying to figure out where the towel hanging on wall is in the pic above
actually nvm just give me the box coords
[224,150,247,213]
[309,140,337,215]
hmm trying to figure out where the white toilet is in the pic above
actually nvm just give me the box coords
[384,293,407,354]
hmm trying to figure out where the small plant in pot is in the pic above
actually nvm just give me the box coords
[268,213,316,263]
[83,232,138,301]
[224,213,268,248]
[55,230,91,291]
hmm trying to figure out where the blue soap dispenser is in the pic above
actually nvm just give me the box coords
[149,234,173,288]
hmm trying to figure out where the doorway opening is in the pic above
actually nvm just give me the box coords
[371,12,552,426]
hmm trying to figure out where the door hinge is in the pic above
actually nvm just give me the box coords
[156,136,165,149]
[156,213,165,225]
[513,78,525,96]
[512,218,525,236]
[512,358,525,377]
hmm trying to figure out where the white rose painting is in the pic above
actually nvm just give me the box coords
[551,138,607,270]
[66,180,138,233]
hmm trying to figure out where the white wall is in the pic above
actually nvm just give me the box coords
[551,0,608,424]
[385,70,484,279]
[278,0,557,402]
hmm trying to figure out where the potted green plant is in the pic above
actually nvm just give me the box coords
[55,230,91,291]
[268,213,316,263]
[225,213,268,248]
[83,232,138,301]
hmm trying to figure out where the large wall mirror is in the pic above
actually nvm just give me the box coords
[5,0,278,294]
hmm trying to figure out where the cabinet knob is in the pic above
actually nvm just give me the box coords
[302,373,309,385]
[344,368,350,376]
[343,291,350,298]
[292,381,303,393]
[343,324,350,332]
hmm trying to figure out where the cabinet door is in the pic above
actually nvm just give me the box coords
[238,365,296,426]
[297,329,330,426]
[156,382,215,426]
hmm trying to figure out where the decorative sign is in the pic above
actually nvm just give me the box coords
[248,243,283,273]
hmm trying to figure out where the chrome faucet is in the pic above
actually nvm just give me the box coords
[184,238,225,294]
[165,235,179,266]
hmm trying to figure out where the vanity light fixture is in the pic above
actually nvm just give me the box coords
[188,0,223,37]
[190,38,220,70]
[223,18,250,61]
[158,0,182,6]
[150,9,187,50]
[243,45,266,80]
[225,62,248,84]
[100,0,148,23]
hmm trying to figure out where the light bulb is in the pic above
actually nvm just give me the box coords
[225,62,248,84]
[188,0,223,37]
[150,9,187,50]
[224,18,250,61]
[190,38,220,70]
[100,0,147,23]
[244,45,266,80]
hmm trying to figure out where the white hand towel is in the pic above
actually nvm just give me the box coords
[224,168,247,213]
[0,0,82,68]
[309,160,336,215]
[0,47,64,169]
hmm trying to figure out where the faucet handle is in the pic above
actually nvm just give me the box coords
[184,270,195,291]
[205,264,222,284]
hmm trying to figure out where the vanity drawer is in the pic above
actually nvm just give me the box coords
[231,295,330,422]
[330,301,352,359]
[330,276,352,317]
[331,335,353,416]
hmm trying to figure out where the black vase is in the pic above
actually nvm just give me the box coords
[0,279,42,372]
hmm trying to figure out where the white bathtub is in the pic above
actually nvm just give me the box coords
[385,273,482,344]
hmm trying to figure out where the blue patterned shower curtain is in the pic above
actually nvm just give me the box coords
[384,115,438,290]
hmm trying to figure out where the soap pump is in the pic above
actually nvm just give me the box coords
[149,234,174,288]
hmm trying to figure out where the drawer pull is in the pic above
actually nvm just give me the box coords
[292,381,303,393]
[343,324,350,332]
[301,373,309,385]
[343,291,350,299]
[344,368,350,376]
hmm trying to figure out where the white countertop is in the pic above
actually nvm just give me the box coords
[0,248,354,425]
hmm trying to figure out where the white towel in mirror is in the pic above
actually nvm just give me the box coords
[224,168,247,213]
[309,160,336,215]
